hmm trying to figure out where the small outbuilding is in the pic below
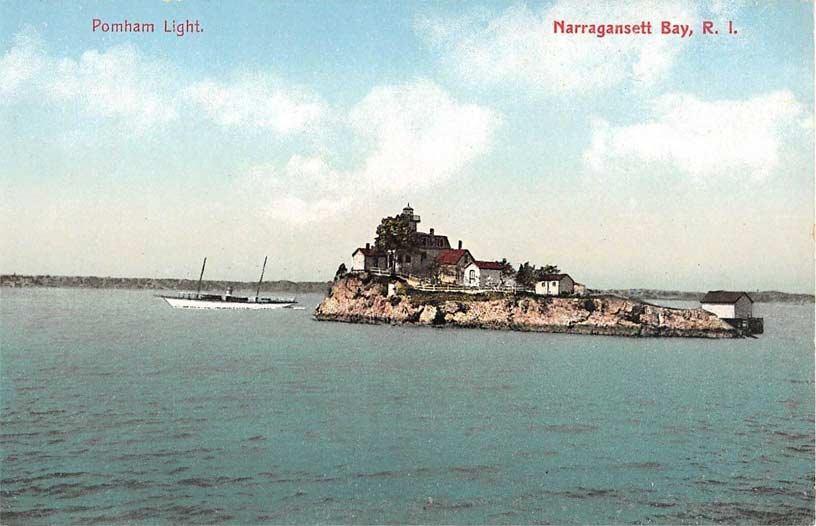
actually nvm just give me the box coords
[462,260,505,287]
[534,274,575,296]
[700,291,754,319]
[434,249,475,284]
[351,244,388,272]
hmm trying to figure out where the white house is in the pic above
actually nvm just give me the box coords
[700,291,754,319]
[351,244,388,272]
[534,274,575,296]
[463,260,506,287]
[434,249,474,284]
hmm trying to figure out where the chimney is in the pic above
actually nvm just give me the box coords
[365,242,370,249]
[430,228,435,236]
[458,240,463,250]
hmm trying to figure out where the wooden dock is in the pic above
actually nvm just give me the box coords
[722,317,764,335]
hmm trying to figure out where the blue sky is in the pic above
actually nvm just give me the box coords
[1,1,813,291]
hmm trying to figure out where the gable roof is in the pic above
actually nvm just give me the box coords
[700,291,753,304]
[475,260,505,270]
[537,273,572,282]
[434,249,471,265]
[352,247,385,257]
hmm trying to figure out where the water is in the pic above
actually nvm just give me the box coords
[1,288,813,524]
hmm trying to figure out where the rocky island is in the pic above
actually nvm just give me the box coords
[315,274,742,338]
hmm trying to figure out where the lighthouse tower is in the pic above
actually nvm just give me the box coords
[400,203,421,232]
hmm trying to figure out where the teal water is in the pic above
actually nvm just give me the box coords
[1,288,813,525]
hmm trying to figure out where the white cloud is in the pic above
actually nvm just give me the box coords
[49,45,180,127]
[349,79,498,190]
[583,90,806,178]
[1,30,499,225]
[707,0,747,19]
[416,1,704,94]
[0,28,179,129]
[185,74,326,133]
[246,79,500,224]
[0,28,324,133]
[264,195,352,225]
[0,26,47,97]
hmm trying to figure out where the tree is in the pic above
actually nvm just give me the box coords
[534,265,560,282]
[516,262,536,287]
[427,260,441,284]
[516,262,560,287]
[499,258,515,277]
[334,263,347,280]
[374,216,415,251]
[497,258,515,286]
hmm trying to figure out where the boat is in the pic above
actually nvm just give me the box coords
[158,257,298,310]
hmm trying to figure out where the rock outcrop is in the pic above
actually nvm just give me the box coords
[314,275,741,338]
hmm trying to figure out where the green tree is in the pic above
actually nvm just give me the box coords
[516,262,536,287]
[534,265,560,281]
[499,258,515,277]
[374,216,415,251]
[334,263,347,280]
[516,262,560,286]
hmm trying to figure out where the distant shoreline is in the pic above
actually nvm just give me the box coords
[0,274,331,294]
[594,288,814,304]
[1,274,812,303]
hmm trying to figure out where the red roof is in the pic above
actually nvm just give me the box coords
[434,249,470,265]
[475,260,504,270]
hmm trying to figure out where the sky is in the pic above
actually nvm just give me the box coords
[0,1,813,292]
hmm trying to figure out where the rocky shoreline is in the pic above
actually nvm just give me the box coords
[314,274,742,338]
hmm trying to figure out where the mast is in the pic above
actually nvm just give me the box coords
[196,257,207,298]
[256,256,268,298]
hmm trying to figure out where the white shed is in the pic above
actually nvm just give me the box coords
[463,260,505,288]
[534,274,575,296]
[351,245,388,272]
[700,291,754,319]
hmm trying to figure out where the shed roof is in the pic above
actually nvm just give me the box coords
[353,247,385,257]
[475,260,505,270]
[700,291,753,304]
[537,273,572,282]
[434,249,471,265]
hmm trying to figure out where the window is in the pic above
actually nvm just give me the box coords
[469,269,476,283]
[405,255,411,263]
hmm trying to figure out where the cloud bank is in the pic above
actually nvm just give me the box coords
[416,1,732,94]
[0,27,326,133]
[583,91,807,179]
[257,79,500,223]
[185,75,327,134]
[0,29,500,224]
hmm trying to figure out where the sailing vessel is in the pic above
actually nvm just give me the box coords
[158,257,297,310]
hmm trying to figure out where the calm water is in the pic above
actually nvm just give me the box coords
[1,288,813,525]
